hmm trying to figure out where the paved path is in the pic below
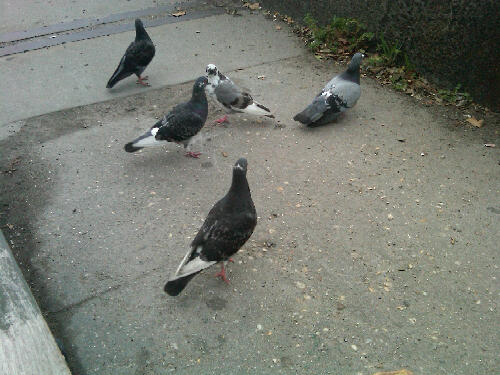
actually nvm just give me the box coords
[1,1,499,374]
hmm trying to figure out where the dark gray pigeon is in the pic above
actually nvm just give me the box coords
[205,64,274,124]
[293,52,364,127]
[164,158,257,296]
[106,18,155,88]
[124,77,208,157]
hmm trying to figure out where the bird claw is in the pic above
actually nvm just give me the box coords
[185,151,201,158]
[136,76,150,86]
[214,115,228,125]
[214,268,230,284]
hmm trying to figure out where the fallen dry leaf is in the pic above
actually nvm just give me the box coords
[466,117,484,128]
[221,151,228,157]
[484,143,496,148]
[372,370,414,375]
[171,10,186,17]
[6,224,14,230]
[243,2,260,10]
[275,25,281,30]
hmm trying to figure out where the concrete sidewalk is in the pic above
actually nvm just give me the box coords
[1,3,499,375]
[0,7,304,126]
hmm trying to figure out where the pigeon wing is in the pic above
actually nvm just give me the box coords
[155,104,205,142]
[215,79,253,110]
[192,202,256,262]
[293,90,342,124]
[327,80,361,109]
[123,40,155,73]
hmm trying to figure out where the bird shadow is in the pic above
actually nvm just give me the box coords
[106,78,152,93]
[295,116,353,133]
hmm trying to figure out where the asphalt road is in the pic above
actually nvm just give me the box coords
[1,1,499,374]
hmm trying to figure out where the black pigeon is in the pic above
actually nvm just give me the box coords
[165,158,257,296]
[124,77,208,157]
[106,18,155,88]
[293,52,364,127]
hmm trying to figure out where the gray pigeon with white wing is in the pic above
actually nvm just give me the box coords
[205,64,274,124]
[293,53,364,127]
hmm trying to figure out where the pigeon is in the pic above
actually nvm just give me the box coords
[106,18,155,88]
[205,64,274,124]
[164,158,257,296]
[124,76,208,158]
[293,52,364,127]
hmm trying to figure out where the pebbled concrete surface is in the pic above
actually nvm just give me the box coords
[0,9,304,126]
[0,0,180,34]
[1,5,499,375]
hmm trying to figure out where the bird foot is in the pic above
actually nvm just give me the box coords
[185,151,201,158]
[136,76,150,86]
[213,115,228,125]
[214,266,230,284]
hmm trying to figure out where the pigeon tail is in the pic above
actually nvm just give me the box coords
[243,102,273,117]
[164,272,199,296]
[293,99,328,125]
[124,142,142,153]
[293,110,314,125]
[124,128,162,152]
[106,62,132,88]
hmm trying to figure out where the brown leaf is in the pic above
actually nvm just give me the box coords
[221,151,228,157]
[171,10,186,17]
[466,117,484,128]
[275,25,281,30]
[372,370,414,375]
[243,2,260,10]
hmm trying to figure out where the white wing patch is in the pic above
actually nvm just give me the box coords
[133,133,162,148]
[170,245,216,280]
[175,257,216,278]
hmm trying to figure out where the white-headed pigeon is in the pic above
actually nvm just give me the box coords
[205,64,274,124]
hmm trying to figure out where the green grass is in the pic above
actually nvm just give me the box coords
[300,14,475,106]
[303,14,417,72]
[376,34,403,65]
[304,14,375,53]
[437,84,471,104]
